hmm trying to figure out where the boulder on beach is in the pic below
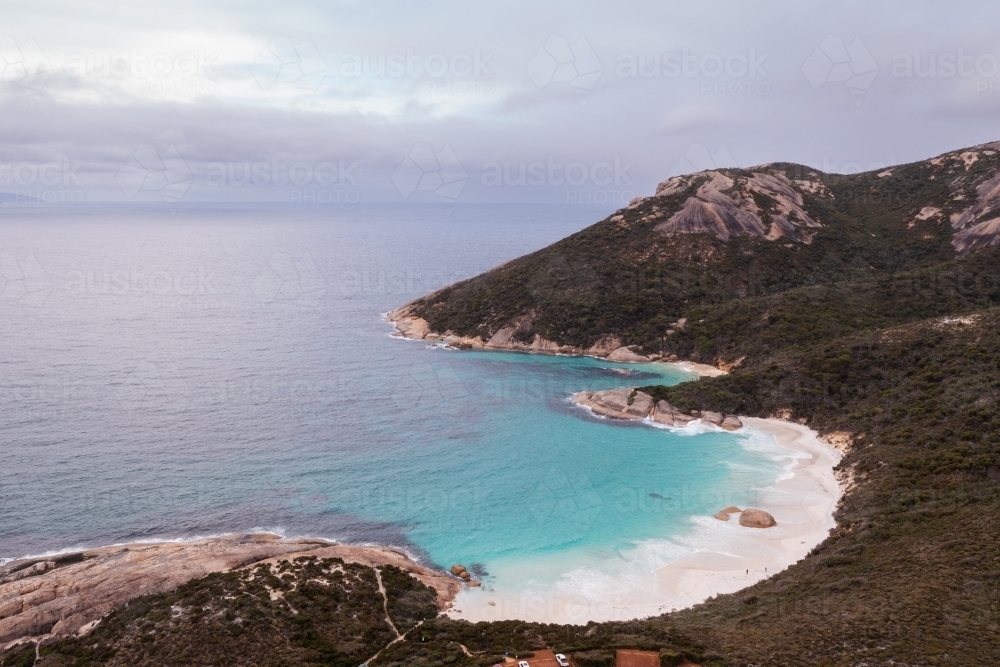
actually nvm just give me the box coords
[721,415,743,431]
[450,564,467,576]
[739,508,777,528]
[713,505,742,521]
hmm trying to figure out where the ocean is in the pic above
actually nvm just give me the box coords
[0,203,788,620]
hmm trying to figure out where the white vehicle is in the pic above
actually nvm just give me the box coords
[518,661,530,667]
[555,655,570,667]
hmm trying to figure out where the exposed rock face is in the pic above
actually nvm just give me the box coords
[585,335,624,357]
[721,415,744,431]
[713,506,742,521]
[390,312,431,340]
[649,400,696,426]
[953,216,1000,254]
[0,534,459,646]
[572,390,741,430]
[701,411,724,426]
[653,170,823,243]
[573,389,654,420]
[606,346,650,362]
[739,508,777,528]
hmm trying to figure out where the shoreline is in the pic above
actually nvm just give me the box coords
[444,417,842,624]
[0,533,459,648]
[383,309,725,379]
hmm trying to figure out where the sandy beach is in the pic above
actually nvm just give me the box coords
[446,417,842,624]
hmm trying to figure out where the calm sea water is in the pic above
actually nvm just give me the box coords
[0,204,785,614]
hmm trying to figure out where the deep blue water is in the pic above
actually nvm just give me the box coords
[0,204,785,617]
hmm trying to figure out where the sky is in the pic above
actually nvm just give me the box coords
[1,0,999,205]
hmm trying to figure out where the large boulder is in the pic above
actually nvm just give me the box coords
[739,508,777,528]
[651,400,695,426]
[450,564,467,576]
[651,400,676,425]
[607,346,650,362]
[701,411,724,426]
[573,389,654,420]
[586,336,623,356]
[720,415,743,431]
[713,506,742,521]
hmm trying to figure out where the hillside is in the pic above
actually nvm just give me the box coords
[396,142,1000,359]
[4,141,999,667]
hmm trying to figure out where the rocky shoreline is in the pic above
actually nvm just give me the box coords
[572,387,743,430]
[387,306,724,375]
[0,534,460,649]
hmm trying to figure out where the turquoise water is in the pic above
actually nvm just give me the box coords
[0,204,784,612]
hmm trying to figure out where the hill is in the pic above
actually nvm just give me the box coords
[4,141,999,667]
[393,142,1000,360]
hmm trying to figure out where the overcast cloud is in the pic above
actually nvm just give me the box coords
[1,0,999,205]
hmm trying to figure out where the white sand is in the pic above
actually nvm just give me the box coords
[446,418,842,624]
[665,360,727,378]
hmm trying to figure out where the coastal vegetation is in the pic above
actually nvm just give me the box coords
[4,143,999,666]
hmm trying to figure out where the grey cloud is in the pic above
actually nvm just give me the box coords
[0,0,997,204]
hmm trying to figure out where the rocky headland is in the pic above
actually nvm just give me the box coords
[0,534,460,648]
[571,387,743,430]
[388,307,705,368]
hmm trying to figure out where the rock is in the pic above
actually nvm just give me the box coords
[721,415,743,431]
[690,410,701,418]
[650,401,675,425]
[739,508,777,528]
[624,391,654,418]
[460,571,471,581]
[467,580,481,587]
[606,346,649,363]
[485,326,517,347]
[0,535,460,645]
[450,564,467,576]
[701,411,724,426]
[586,335,623,357]
[653,170,821,243]
[713,506,742,521]
[668,354,679,362]
[530,336,562,352]
[573,388,654,420]
[391,314,430,340]
[650,400,698,426]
